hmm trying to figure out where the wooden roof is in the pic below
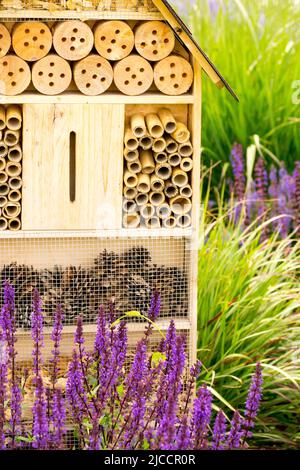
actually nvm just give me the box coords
[152,0,238,101]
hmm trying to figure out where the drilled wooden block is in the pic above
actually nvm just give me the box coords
[114,54,153,96]
[94,20,134,60]
[0,55,31,96]
[154,55,193,95]
[0,24,11,59]
[135,21,175,61]
[32,54,72,95]
[53,20,94,61]
[12,22,52,62]
[73,54,113,96]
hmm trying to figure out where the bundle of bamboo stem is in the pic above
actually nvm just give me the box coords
[123,108,193,229]
[0,104,22,231]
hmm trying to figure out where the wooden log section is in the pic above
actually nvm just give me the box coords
[180,157,193,172]
[0,142,8,158]
[0,23,11,59]
[140,203,155,219]
[137,173,150,193]
[165,181,179,198]
[73,55,113,96]
[168,153,181,167]
[162,215,176,228]
[152,137,166,153]
[139,134,153,150]
[178,141,193,157]
[122,199,137,213]
[145,215,160,229]
[171,122,190,143]
[8,217,21,231]
[146,113,164,138]
[6,161,22,177]
[4,130,20,147]
[154,151,167,164]
[131,113,147,138]
[8,145,22,162]
[94,20,134,60]
[8,189,21,202]
[3,201,21,219]
[127,159,142,174]
[149,190,165,206]
[124,127,139,150]
[176,214,191,228]
[156,202,171,220]
[0,171,8,184]
[123,186,137,200]
[0,195,7,207]
[0,106,6,130]
[150,174,164,192]
[136,192,148,206]
[135,21,175,62]
[180,185,193,198]
[53,20,94,61]
[123,212,140,228]
[124,170,138,188]
[140,149,155,174]
[12,22,52,61]
[0,217,7,231]
[170,195,192,215]
[158,108,177,134]
[165,136,178,154]
[0,55,31,96]
[124,148,139,163]
[171,168,189,188]
[8,176,22,190]
[114,55,153,96]
[6,105,22,131]
[154,55,193,95]
[155,162,172,180]
[32,55,72,95]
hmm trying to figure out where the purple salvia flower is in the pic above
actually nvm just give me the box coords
[66,349,87,426]
[254,157,269,239]
[0,338,8,449]
[31,289,44,380]
[212,410,227,450]
[32,375,49,449]
[123,390,146,449]
[51,389,66,449]
[227,410,242,449]
[50,305,64,390]
[191,385,212,449]
[230,143,246,222]
[126,338,147,393]
[176,414,191,450]
[88,412,101,450]
[75,315,84,346]
[242,363,263,441]
[293,162,300,235]
[148,291,161,322]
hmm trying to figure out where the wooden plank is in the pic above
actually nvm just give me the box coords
[22,103,124,230]
[0,11,163,21]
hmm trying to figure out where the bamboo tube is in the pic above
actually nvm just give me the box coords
[0,55,31,96]
[162,215,176,228]
[94,20,134,60]
[165,136,178,154]
[123,212,140,228]
[124,148,139,163]
[4,130,20,147]
[140,150,155,174]
[137,173,151,193]
[114,54,153,96]
[0,217,7,231]
[158,108,177,134]
[3,201,21,219]
[8,177,22,190]
[154,151,168,164]
[0,131,2,140]
[170,196,192,215]
[171,168,189,188]
[0,106,6,130]
[131,113,147,138]
[8,145,22,162]
[0,24,11,59]
[6,105,22,131]
[0,171,8,184]
[145,216,160,229]
[6,161,22,177]
[176,214,191,228]
[124,170,138,188]
[139,134,153,150]
[8,217,21,231]
[0,143,8,158]
[178,141,193,157]
[154,55,194,95]
[0,196,7,208]
[155,162,172,180]
[122,199,137,213]
[180,158,193,172]
[180,185,193,198]
[171,122,190,143]
[165,181,179,198]
[136,192,148,206]
[168,153,181,167]
[145,114,164,138]
[123,186,137,200]
[150,174,164,192]
[152,137,166,153]
[135,21,175,62]
[8,189,21,202]
[127,160,142,174]
[140,204,155,220]
[73,54,113,96]
[124,127,139,150]
[53,20,94,61]
[0,183,9,196]
[12,22,52,61]
[149,191,165,206]
[0,158,5,171]
[156,203,171,220]
[32,55,72,95]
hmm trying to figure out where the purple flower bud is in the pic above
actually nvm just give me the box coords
[191,385,212,449]
[32,375,49,449]
[243,363,263,440]
[227,410,242,449]
[212,410,227,450]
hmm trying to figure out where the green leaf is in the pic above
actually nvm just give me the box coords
[151,351,166,367]
[142,438,150,450]
[16,435,34,443]
[117,384,125,397]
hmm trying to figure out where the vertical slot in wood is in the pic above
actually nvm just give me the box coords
[69,131,76,203]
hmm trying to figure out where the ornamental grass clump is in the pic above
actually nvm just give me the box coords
[0,284,262,450]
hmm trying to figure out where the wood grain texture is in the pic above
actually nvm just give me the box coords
[22,103,125,230]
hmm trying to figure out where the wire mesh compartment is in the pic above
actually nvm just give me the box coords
[0,232,191,328]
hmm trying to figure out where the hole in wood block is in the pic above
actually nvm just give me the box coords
[69,131,76,203]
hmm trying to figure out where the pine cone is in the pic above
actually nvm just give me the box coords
[122,246,151,270]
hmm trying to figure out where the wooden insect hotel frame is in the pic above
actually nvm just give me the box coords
[0,1,237,369]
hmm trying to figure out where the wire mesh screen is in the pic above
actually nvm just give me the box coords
[0,233,191,328]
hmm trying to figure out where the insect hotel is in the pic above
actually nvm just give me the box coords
[0,1,236,368]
